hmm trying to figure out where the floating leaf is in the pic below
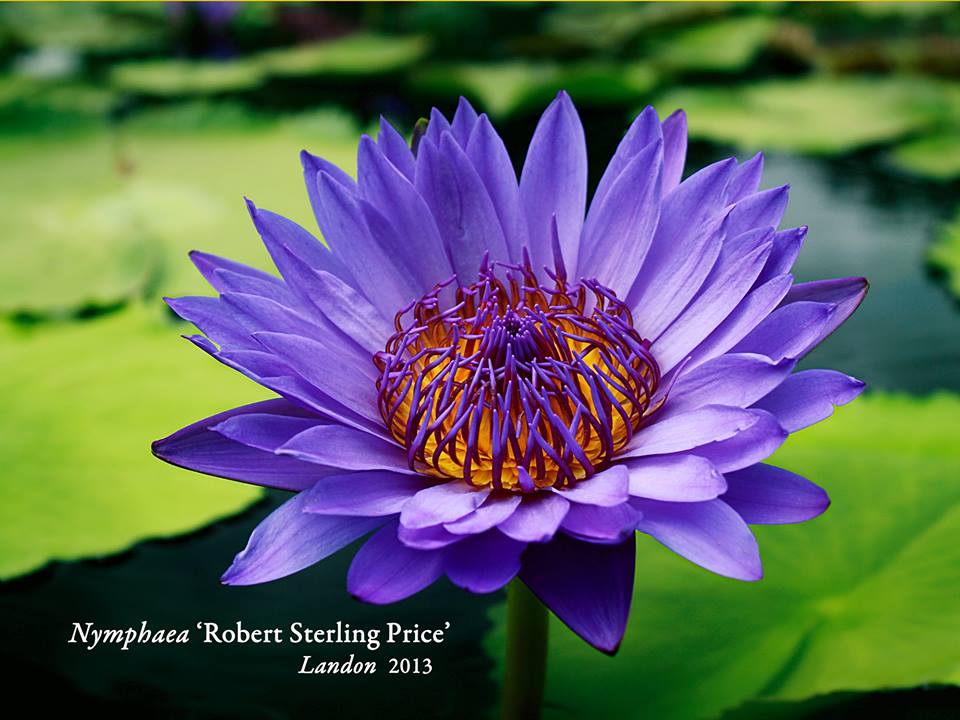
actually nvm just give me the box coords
[0,2,168,53]
[891,131,960,181]
[0,77,115,135]
[653,15,775,73]
[110,58,265,97]
[0,306,266,580]
[928,213,960,299]
[487,394,960,720]
[0,107,358,317]
[655,77,946,154]
[543,2,731,53]
[257,33,428,78]
[413,61,656,119]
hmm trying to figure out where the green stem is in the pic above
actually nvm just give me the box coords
[501,579,549,720]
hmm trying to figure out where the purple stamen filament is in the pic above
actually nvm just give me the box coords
[374,259,661,492]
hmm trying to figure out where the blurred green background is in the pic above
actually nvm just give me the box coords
[1,2,959,718]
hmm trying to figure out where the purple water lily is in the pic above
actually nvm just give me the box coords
[153,92,866,654]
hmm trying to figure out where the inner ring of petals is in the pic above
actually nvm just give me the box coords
[374,256,662,492]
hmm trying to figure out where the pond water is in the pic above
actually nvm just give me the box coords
[1,133,958,719]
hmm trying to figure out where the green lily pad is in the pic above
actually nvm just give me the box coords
[655,77,946,154]
[0,106,358,318]
[123,109,358,301]
[110,58,265,97]
[0,77,116,135]
[257,32,428,78]
[542,3,731,53]
[413,61,657,119]
[0,2,168,53]
[0,305,265,580]
[653,15,775,73]
[487,394,960,719]
[889,82,960,180]
[891,131,960,181]
[928,213,960,299]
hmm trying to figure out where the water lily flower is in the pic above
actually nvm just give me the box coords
[153,93,866,657]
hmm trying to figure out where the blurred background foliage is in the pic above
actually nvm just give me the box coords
[1,3,959,719]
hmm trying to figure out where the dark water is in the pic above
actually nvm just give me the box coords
[2,137,958,719]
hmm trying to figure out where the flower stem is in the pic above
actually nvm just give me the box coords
[501,579,549,720]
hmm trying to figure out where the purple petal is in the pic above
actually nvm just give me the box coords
[397,522,466,550]
[686,408,787,473]
[399,480,491,529]
[415,132,510,282]
[666,353,795,416]
[222,491,385,586]
[423,106,453,146]
[443,530,525,593]
[153,400,337,491]
[444,493,522,535]
[519,91,587,272]
[300,269,391,354]
[653,228,774,371]
[189,250,281,295]
[725,152,763,204]
[211,412,324,452]
[310,172,421,316]
[220,291,356,357]
[661,109,687,193]
[165,295,255,350]
[754,369,865,432]
[277,425,412,473]
[628,158,736,338]
[246,199,356,302]
[451,96,480,146]
[251,331,381,422]
[303,470,424,517]
[552,464,629,507]
[579,138,662,297]
[356,135,452,287]
[624,455,727,502]
[685,273,793,369]
[780,277,869,351]
[723,464,830,524]
[756,226,806,286]
[621,405,761,458]
[634,498,762,581]
[591,105,661,211]
[520,533,635,654]
[723,185,789,239]
[732,301,839,362]
[498,493,570,543]
[301,149,357,225]
[348,520,445,603]
[210,267,295,308]
[376,116,415,180]
[465,114,527,259]
[205,344,387,439]
[560,502,640,544]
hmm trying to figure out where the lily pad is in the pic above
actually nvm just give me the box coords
[655,77,946,154]
[0,2,168,54]
[110,58,265,97]
[653,15,775,73]
[0,107,358,318]
[487,394,960,719]
[891,131,960,181]
[413,61,657,119]
[0,305,265,580]
[928,213,960,299]
[257,32,428,78]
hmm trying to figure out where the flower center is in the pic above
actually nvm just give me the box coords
[374,257,661,492]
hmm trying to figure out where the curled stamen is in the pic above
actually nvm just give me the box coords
[374,257,662,491]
